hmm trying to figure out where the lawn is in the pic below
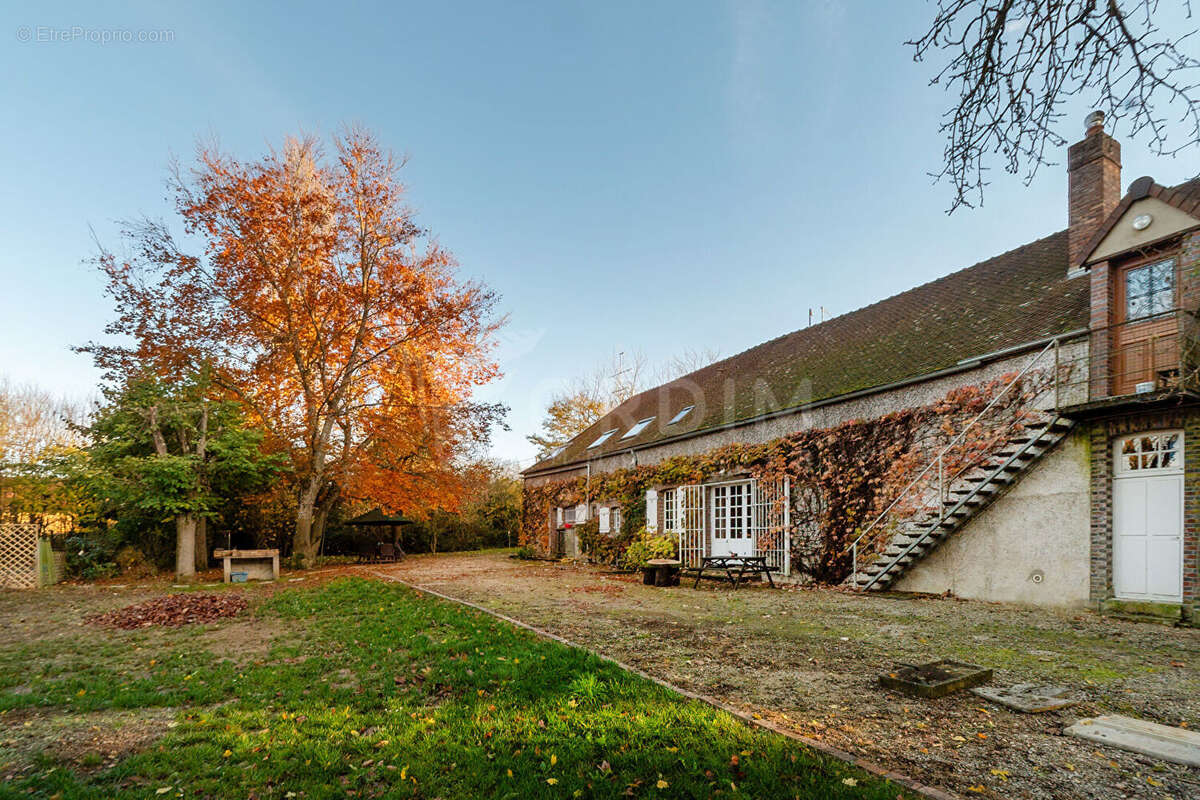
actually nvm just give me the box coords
[376,551,1200,800]
[0,577,914,799]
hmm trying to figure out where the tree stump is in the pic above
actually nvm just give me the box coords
[643,558,682,587]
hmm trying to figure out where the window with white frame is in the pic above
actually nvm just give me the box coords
[610,506,622,534]
[587,428,619,448]
[662,488,678,532]
[563,506,576,526]
[710,483,750,541]
[620,417,655,440]
[1115,431,1183,474]
[667,406,694,425]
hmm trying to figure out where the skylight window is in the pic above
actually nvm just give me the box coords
[667,406,695,425]
[620,417,655,440]
[587,428,619,448]
[548,445,566,458]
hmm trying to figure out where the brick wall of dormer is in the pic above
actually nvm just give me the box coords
[1088,259,1114,401]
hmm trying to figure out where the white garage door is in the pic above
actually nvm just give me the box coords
[1113,431,1183,602]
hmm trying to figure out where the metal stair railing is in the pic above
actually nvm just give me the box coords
[858,414,1071,591]
[845,338,1063,584]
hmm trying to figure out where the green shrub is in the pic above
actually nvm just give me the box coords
[575,518,634,566]
[514,545,537,560]
[623,528,677,568]
[65,531,119,580]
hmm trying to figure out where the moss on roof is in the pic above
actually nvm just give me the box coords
[526,229,1088,475]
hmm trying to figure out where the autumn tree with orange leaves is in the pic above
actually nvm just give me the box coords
[83,129,505,565]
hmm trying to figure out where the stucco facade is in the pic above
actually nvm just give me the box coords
[893,429,1092,606]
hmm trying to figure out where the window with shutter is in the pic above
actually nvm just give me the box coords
[598,507,610,533]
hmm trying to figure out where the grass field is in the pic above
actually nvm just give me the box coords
[0,578,913,799]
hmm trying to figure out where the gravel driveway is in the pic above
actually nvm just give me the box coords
[377,550,1200,800]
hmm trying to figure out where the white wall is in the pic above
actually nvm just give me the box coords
[893,428,1092,607]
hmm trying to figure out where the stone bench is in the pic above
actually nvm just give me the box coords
[213,548,280,582]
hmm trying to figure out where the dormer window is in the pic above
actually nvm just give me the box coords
[620,417,654,440]
[1125,257,1175,320]
[587,428,619,448]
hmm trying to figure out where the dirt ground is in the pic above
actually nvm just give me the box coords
[377,550,1200,800]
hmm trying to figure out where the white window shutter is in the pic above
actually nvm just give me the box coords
[556,507,563,527]
[645,489,658,532]
[598,507,610,533]
[576,504,587,523]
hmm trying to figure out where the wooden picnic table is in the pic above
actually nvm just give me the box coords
[692,555,776,589]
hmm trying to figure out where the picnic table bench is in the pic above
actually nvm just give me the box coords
[354,541,404,564]
[689,555,776,589]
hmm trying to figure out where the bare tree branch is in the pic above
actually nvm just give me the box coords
[911,0,1200,211]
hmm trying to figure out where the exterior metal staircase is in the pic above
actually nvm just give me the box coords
[850,416,1074,591]
[846,338,1076,592]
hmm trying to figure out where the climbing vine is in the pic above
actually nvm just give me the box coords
[523,372,1050,584]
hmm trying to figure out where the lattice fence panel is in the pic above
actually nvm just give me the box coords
[0,522,40,589]
[677,484,706,568]
[751,478,791,576]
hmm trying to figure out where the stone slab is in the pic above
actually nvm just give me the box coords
[878,660,992,698]
[1065,715,1200,767]
[971,684,1077,713]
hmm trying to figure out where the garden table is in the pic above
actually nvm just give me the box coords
[692,555,775,589]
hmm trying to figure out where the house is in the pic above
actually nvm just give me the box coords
[522,112,1200,625]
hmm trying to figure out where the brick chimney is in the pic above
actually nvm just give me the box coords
[1068,111,1122,267]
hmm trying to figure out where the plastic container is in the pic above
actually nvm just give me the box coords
[230,571,249,583]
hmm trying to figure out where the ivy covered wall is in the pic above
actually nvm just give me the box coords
[522,374,1046,584]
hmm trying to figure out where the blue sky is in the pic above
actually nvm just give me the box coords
[2,1,1197,468]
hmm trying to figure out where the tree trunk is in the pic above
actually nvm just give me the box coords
[293,475,323,568]
[176,513,197,578]
[194,516,208,572]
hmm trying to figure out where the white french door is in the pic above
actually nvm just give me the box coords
[1113,431,1184,602]
[710,483,754,557]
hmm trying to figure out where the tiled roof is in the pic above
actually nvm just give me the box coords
[525,228,1089,475]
